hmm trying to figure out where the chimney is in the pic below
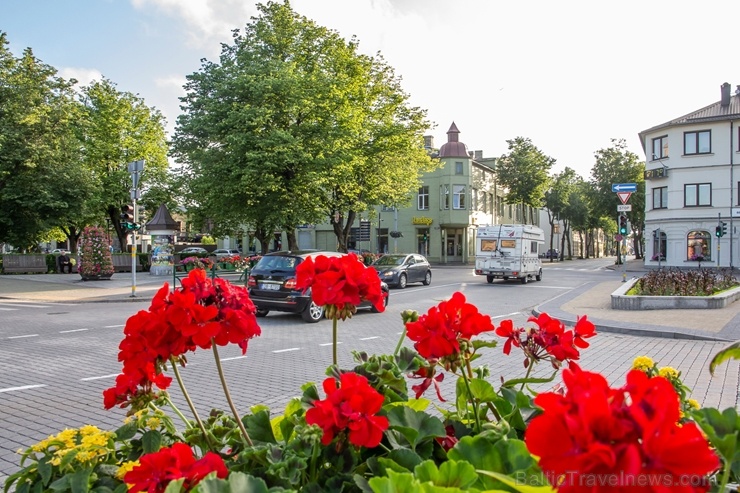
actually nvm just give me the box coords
[423,135,434,149]
[720,82,731,107]
[474,150,483,160]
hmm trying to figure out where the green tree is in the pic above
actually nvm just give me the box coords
[172,1,437,253]
[543,167,582,260]
[0,33,92,251]
[589,139,645,259]
[78,78,169,251]
[497,137,555,225]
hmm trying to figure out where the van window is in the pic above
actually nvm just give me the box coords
[531,241,540,254]
[500,239,516,249]
[481,239,497,252]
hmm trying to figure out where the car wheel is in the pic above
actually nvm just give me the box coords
[486,275,494,284]
[536,269,542,281]
[256,309,269,317]
[422,271,432,285]
[521,276,528,284]
[371,292,389,313]
[398,273,407,289]
[302,300,324,323]
[503,276,509,281]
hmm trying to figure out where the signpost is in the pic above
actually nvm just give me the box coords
[612,183,636,282]
[617,204,632,212]
[611,183,637,192]
[127,160,145,297]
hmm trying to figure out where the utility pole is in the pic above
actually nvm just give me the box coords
[127,160,145,297]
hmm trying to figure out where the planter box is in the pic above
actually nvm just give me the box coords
[612,278,740,310]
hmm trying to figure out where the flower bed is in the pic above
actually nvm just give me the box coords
[5,259,740,493]
[180,256,214,271]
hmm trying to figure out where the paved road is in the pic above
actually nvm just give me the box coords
[0,259,738,482]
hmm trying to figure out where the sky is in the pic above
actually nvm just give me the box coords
[2,0,739,180]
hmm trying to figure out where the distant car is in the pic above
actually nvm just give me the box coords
[50,249,70,255]
[370,253,432,289]
[541,249,560,260]
[212,248,241,258]
[247,250,389,323]
[179,247,209,255]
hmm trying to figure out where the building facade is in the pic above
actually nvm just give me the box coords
[639,82,740,268]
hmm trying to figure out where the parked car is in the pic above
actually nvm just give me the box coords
[540,249,560,260]
[247,250,389,323]
[212,248,241,258]
[179,247,209,255]
[49,249,70,255]
[370,253,432,289]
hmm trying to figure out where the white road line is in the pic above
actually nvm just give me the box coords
[319,342,343,346]
[491,312,520,319]
[0,384,46,393]
[60,328,89,333]
[0,307,18,311]
[103,325,124,328]
[360,336,380,340]
[8,334,39,339]
[81,374,120,381]
[0,304,49,308]
[273,347,300,353]
[220,356,247,361]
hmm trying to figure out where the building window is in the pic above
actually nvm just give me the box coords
[652,187,667,209]
[651,230,666,261]
[687,231,710,261]
[417,186,429,210]
[684,183,711,207]
[455,161,463,174]
[652,136,668,160]
[453,185,466,209]
[684,130,711,155]
[441,184,449,210]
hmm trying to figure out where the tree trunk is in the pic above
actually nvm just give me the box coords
[285,229,298,251]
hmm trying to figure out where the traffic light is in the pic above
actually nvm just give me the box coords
[716,226,722,237]
[618,215,628,235]
[120,204,134,231]
[422,233,428,242]
[722,222,727,237]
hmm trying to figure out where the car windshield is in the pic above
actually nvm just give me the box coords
[375,255,405,266]
[255,256,299,271]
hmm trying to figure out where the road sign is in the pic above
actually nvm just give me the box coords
[612,183,637,192]
[615,234,623,241]
[617,192,632,204]
[617,204,632,212]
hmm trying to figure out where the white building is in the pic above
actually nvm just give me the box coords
[638,82,740,268]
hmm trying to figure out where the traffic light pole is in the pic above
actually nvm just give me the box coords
[127,160,145,298]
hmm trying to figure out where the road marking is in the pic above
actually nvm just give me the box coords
[60,328,89,333]
[491,312,520,319]
[0,304,50,308]
[0,384,46,393]
[273,347,300,353]
[103,325,124,328]
[81,374,120,381]
[0,307,18,311]
[319,342,343,346]
[360,336,380,340]
[220,356,247,361]
[8,334,39,339]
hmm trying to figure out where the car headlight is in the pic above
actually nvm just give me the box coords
[382,271,394,277]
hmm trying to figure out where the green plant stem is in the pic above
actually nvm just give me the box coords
[150,400,191,430]
[394,327,407,356]
[169,358,211,447]
[332,316,338,366]
[717,460,731,493]
[460,370,482,433]
[211,342,253,447]
[519,359,534,392]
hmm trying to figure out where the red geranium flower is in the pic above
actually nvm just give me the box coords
[124,442,228,493]
[306,372,389,448]
[405,292,494,360]
[525,367,719,493]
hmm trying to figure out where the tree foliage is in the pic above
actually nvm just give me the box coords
[172,0,437,253]
[497,137,555,224]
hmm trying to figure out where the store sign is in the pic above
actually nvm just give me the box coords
[644,167,668,179]
[412,216,433,226]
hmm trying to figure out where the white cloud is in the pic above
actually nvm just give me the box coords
[58,67,103,88]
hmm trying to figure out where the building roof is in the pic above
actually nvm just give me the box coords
[146,203,179,231]
[438,121,470,158]
[638,83,740,151]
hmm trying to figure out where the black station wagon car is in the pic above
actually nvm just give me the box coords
[247,251,390,323]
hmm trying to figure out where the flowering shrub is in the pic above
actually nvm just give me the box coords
[6,259,740,493]
[180,256,214,270]
[651,253,666,261]
[77,226,114,277]
[631,268,737,296]
[690,254,707,262]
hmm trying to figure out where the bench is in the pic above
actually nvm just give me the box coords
[2,254,49,274]
[112,254,143,273]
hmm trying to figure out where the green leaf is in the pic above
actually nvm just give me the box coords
[113,422,138,441]
[414,460,479,489]
[709,341,740,375]
[500,372,557,389]
[244,409,277,444]
[367,470,418,492]
[448,437,541,490]
[163,478,185,493]
[477,471,556,493]
[386,407,447,449]
[38,457,52,486]
[141,430,162,454]
[69,467,93,493]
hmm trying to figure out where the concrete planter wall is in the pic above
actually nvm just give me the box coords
[612,278,740,310]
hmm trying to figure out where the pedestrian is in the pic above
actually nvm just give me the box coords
[58,253,73,273]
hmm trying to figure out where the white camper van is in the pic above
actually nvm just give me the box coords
[474,224,545,284]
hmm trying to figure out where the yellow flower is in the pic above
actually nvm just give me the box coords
[146,417,161,430]
[79,425,102,436]
[687,398,700,409]
[658,366,679,379]
[116,460,140,480]
[632,356,654,372]
[81,431,112,448]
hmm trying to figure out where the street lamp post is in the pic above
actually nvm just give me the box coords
[127,160,145,297]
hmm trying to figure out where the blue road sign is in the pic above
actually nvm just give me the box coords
[612,183,637,193]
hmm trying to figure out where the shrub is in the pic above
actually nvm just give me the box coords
[633,268,738,296]
[78,226,114,277]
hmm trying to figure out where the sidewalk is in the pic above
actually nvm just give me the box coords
[2,262,739,342]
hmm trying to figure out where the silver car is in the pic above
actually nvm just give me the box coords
[370,253,432,289]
